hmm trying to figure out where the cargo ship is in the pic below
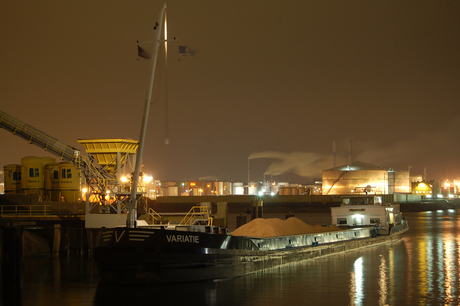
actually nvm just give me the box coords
[92,5,408,284]
[93,196,408,284]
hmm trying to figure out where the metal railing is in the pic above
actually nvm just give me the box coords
[147,208,164,224]
[179,206,213,226]
[0,205,85,217]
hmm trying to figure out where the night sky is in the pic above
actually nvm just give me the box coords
[1,0,459,184]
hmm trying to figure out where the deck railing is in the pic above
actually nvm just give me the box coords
[0,205,85,217]
[179,205,213,226]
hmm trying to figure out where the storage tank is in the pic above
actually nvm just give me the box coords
[247,183,257,195]
[232,182,244,195]
[21,156,44,196]
[223,182,232,195]
[3,164,22,194]
[167,186,179,196]
[191,187,201,196]
[213,181,224,195]
[278,186,285,195]
[44,162,60,201]
[58,162,81,202]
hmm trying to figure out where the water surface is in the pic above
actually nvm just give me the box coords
[3,210,460,305]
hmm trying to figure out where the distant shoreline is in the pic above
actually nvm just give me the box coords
[150,200,460,214]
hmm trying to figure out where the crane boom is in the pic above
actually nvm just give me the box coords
[0,109,78,162]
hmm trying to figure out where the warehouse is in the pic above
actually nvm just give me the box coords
[322,162,410,195]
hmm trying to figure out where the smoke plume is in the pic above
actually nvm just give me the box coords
[248,151,335,178]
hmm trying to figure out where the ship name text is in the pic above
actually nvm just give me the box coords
[166,234,199,243]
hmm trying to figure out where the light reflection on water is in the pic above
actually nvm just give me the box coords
[378,255,388,306]
[350,257,363,305]
[6,210,460,305]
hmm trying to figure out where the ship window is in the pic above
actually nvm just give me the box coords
[53,170,59,180]
[62,169,66,179]
[66,169,71,178]
[13,171,21,181]
[370,218,380,224]
[337,218,347,225]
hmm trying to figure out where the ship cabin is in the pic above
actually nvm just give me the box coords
[330,196,402,235]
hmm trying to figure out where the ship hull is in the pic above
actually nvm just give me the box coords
[93,222,408,284]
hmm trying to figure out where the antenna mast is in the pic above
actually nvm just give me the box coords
[127,3,167,228]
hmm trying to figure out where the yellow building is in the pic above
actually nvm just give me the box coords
[411,181,433,196]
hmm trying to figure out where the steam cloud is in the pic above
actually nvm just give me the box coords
[248,151,338,178]
[248,117,460,180]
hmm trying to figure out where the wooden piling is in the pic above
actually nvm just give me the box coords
[53,224,61,256]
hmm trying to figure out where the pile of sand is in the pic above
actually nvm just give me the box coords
[231,217,341,238]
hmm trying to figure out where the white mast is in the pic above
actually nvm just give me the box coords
[127,3,167,228]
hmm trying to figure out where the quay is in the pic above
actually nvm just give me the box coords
[1,194,459,258]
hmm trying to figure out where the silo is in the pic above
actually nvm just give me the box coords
[44,162,60,201]
[58,162,81,202]
[3,164,22,194]
[21,156,44,196]
[41,157,56,167]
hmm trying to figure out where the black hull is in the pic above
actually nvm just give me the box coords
[93,223,408,284]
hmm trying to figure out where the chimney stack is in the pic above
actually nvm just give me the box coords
[348,140,352,165]
[333,140,337,167]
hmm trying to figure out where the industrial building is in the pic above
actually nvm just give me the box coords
[411,181,435,197]
[322,161,410,195]
[154,179,323,197]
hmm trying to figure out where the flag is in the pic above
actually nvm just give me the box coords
[178,45,196,57]
[137,45,150,59]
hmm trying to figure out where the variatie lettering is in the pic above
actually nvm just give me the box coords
[166,234,199,243]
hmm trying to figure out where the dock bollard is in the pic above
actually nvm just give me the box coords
[53,224,61,256]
